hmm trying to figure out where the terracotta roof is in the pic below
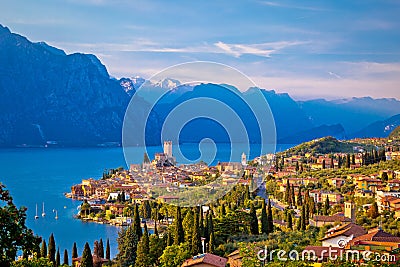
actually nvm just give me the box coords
[349,228,400,246]
[181,253,227,267]
[312,214,352,223]
[321,223,366,241]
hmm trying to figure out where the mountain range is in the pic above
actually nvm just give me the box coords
[0,24,399,147]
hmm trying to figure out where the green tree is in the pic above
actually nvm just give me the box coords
[301,205,306,231]
[287,211,293,230]
[220,203,226,216]
[368,202,379,219]
[267,200,273,233]
[149,233,164,266]
[98,238,104,259]
[290,186,295,208]
[284,180,290,204]
[0,184,41,267]
[81,242,93,267]
[238,242,262,267]
[40,240,47,259]
[191,211,202,255]
[11,258,53,267]
[208,231,215,254]
[346,154,351,168]
[297,187,303,206]
[182,208,194,244]
[116,225,138,267]
[63,249,68,266]
[105,239,110,261]
[381,172,389,182]
[48,234,56,264]
[135,222,150,267]
[159,242,191,267]
[72,242,78,259]
[133,204,142,239]
[56,247,60,267]
[261,201,268,234]
[249,203,259,235]
[174,206,184,245]
[323,196,330,216]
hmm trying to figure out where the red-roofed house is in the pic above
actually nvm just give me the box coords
[321,223,367,247]
[181,253,227,267]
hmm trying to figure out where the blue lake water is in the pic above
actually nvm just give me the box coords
[0,143,293,261]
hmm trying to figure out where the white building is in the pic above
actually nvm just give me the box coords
[241,152,247,166]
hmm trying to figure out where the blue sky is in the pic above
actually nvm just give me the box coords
[1,0,400,100]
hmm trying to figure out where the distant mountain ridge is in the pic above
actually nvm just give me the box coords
[1,24,399,147]
[0,24,154,147]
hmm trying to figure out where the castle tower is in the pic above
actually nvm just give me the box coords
[241,152,247,166]
[344,201,355,223]
[163,141,173,158]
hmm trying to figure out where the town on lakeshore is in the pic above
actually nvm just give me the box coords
[59,132,400,266]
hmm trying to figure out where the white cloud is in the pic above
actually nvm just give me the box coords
[259,1,328,11]
[214,41,309,58]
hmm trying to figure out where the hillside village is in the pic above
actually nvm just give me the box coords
[66,132,400,266]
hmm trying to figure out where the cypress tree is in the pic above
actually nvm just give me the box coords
[81,242,93,267]
[154,219,158,236]
[167,230,173,246]
[290,186,295,208]
[93,241,99,258]
[221,203,226,216]
[174,206,185,245]
[72,242,78,259]
[324,196,330,215]
[182,209,194,244]
[261,201,268,234]
[301,205,306,231]
[249,202,259,235]
[133,203,142,239]
[284,180,290,204]
[105,239,110,260]
[63,249,69,266]
[207,213,214,240]
[191,211,202,255]
[99,238,104,258]
[135,222,150,267]
[208,231,215,253]
[346,154,351,168]
[199,206,204,237]
[56,247,60,267]
[267,200,273,233]
[203,211,209,243]
[297,187,303,207]
[40,240,47,259]
[296,217,301,231]
[48,233,56,264]
[287,211,293,230]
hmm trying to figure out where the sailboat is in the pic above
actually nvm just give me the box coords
[35,204,39,219]
[42,202,46,217]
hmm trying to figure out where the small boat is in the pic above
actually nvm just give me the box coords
[55,210,58,220]
[42,202,46,217]
[35,204,39,219]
